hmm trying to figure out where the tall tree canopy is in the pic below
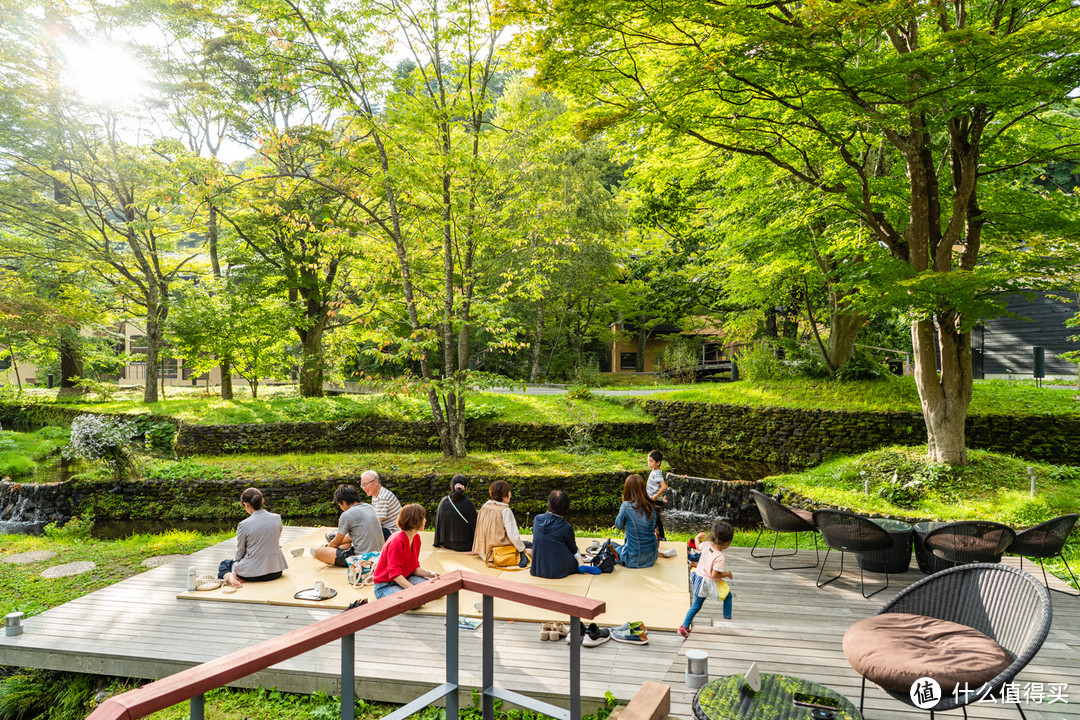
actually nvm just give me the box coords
[517,0,1080,463]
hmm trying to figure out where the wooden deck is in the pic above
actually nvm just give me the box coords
[1,527,1077,720]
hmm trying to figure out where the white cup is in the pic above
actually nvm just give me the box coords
[314,580,325,598]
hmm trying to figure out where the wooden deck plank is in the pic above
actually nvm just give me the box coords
[1,532,1076,720]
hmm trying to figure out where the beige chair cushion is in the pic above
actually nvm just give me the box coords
[844,613,1013,692]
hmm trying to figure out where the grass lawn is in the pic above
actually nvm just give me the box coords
[137,449,644,483]
[647,376,1080,415]
[0,520,231,619]
[0,426,70,479]
[44,387,651,426]
[757,445,1080,590]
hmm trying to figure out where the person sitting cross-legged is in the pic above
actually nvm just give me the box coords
[531,489,601,579]
[311,484,384,567]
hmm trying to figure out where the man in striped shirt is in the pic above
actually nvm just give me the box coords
[361,469,401,540]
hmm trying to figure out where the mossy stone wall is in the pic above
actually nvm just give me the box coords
[71,471,633,521]
[172,419,658,456]
[0,402,174,429]
[641,400,1080,466]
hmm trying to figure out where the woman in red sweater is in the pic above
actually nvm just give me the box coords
[373,504,440,599]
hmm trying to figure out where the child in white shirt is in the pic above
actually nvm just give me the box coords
[680,518,734,638]
[646,449,669,543]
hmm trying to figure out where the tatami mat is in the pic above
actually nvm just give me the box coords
[177,530,690,630]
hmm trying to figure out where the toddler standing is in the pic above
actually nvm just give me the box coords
[679,518,734,638]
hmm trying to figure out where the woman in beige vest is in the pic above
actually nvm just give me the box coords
[471,480,532,564]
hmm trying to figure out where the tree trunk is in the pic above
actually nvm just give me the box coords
[57,326,87,397]
[220,354,234,400]
[911,316,972,465]
[208,203,233,400]
[143,303,165,404]
[529,303,544,383]
[297,326,324,397]
[764,307,778,338]
[2,344,22,395]
[827,310,867,371]
[636,325,648,372]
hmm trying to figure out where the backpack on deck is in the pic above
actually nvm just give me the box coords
[590,539,617,573]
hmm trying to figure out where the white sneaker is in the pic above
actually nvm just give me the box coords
[308,547,319,557]
[661,548,678,558]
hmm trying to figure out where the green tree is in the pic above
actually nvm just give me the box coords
[213,0,517,456]
[168,274,296,399]
[519,0,1080,463]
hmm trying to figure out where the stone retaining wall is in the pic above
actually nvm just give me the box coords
[0,402,174,429]
[641,400,1080,466]
[71,471,634,521]
[172,419,658,456]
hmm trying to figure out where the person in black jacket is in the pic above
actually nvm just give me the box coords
[432,474,477,551]
[531,490,601,579]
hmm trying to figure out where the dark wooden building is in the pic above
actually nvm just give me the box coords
[975,291,1079,378]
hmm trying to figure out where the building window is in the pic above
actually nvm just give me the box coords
[619,352,638,371]
[129,335,147,359]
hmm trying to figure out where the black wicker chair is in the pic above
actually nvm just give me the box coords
[1009,513,1079,594]
[748,489,819,570]
[923,520,1016,567]
[844,564,1052,719]
[812,509,894,598]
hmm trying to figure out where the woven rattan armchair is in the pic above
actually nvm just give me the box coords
[812,509,894,598]
[748,489,819,570]
[845,564,1052,719]
[923,520,1016,567]
[1009,513,1079,594]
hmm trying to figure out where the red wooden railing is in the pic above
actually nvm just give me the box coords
[87,570,605,720]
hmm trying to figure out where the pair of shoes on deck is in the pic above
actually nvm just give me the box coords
[564,621,611,647]
[610,621,648,645]
[540,621,568,641]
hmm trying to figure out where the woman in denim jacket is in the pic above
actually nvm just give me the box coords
[613,474,659,568]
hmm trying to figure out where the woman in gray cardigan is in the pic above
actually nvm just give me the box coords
[218,487,288,587]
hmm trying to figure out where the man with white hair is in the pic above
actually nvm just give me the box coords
[361,469,402,540]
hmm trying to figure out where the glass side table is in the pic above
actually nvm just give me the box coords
[693,673,861,720]
[857,518,913,573]
[912,521,951,574]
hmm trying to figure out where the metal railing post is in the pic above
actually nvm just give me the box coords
[446,591,459,718]
[190,694,204,720]
[482,594,494,720]
[569,616,581,720]
[341,633,355,720]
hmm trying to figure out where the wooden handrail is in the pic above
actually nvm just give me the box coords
[87,570,605,720]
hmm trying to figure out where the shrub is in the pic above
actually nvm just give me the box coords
[735,342,795,381]
[654,339,700,384]
[835,347,893,381]
[572,362,602,388]
[64,414,137,480]
[876,470,926,508]
[565,385,594,401]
